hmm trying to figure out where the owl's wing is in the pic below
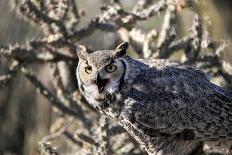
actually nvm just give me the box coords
[125,60,232,140]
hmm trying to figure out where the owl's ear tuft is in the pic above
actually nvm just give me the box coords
[76,45,89,60]
[114,42,129,57]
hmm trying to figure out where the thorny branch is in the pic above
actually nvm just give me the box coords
[153,0,177,58]
[0,0,232,155]
[21,66,82,116]
[96,116,110,155]
[0,60,19,88]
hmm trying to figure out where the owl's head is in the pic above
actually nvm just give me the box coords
[76,42,128,105]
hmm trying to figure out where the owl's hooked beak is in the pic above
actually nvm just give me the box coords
[94,75,109,93]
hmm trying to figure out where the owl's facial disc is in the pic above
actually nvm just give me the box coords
[77,44,128,105]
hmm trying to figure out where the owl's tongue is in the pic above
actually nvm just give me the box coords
[96,78,108,93]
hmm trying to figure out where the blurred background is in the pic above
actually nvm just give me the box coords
[0,0,232,155]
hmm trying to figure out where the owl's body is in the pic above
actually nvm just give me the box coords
[76,43,232,155]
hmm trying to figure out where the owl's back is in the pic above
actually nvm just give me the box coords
[120,56,232,141]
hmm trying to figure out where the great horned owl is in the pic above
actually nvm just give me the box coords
[76,42,232,155]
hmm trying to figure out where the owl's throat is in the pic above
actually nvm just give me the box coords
[96,78,108,93]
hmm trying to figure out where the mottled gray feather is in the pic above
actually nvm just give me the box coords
[121,57,232,141]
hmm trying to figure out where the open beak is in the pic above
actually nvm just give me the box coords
[94,75,108,93]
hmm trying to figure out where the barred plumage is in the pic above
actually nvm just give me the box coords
[76,42,232,155]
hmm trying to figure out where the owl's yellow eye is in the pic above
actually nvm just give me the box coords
[85,66,92,74]
[105,64,117,73]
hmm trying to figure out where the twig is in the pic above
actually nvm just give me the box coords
[96,116,110,155]
[63,131,83,147]
[71,1,168,41]
[19,0,68,36]
[143,29,158,58]
[0,41,76,63]
[152,0,177,58]
[39,142,59,155]
[167,35,192,54]
[21,67,80,116]
[69,0,80,31]
[0,60,19,88]
[182,14,202,63]
[74,130,97,146]
[132,0,167,20]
